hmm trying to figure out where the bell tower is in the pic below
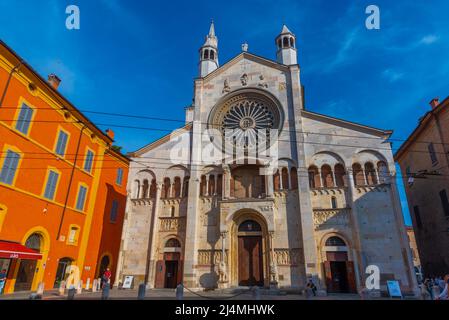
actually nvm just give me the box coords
[199,21,219,77]
[275,24,297,65]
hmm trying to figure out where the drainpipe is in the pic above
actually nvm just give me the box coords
[0,61,23,107]
[56,123,86,240]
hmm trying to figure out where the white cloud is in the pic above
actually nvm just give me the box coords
[382,69,404,82]
[420,34,439,45]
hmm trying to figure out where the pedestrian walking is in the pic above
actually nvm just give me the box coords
[102,268,112,289]
[436,275,449,300]
[306,279,317,296]
[423,278,434,300]
[0,269,7,295]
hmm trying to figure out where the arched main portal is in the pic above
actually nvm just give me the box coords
[237,220,264,286]
[322,236,357,293]
[229,210,269,288]
[155,238,183,289]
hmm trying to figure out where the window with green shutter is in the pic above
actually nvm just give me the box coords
[15,103,34,135]
[43,170,59,200]
[0,150,21,185]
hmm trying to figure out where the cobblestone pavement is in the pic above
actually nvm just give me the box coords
[0,288,413,300]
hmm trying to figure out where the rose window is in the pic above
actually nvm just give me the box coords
[222,100,274,148]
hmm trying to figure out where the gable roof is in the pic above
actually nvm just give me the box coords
[394,95,449,161]
[128,123,192,157]
[201,52,291,81]
[301,110,392,137]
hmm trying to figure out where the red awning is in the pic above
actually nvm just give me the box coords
[0,241,42,260]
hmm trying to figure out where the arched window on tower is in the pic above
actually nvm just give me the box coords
[352,163,365,186]
[308,165,320,188]
[204,50,209,60]
[210,50,215,60]
[290,37,294,47]
[334,164,346,187]
[283,37,289,48]
[281,167,289,190]
[277,39,282,49]
[364,162,378,185]
[290,167,298,189]
[321,165,334,188]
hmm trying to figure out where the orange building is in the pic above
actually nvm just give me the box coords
[0,40,129,294]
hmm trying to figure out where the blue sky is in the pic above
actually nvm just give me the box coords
[2,0,449,225]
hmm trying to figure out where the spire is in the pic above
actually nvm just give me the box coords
[199,21,219,77]
[280,24,292,34]
[209,20,215,37]
[275,24,297,65]
[203,20,218,47]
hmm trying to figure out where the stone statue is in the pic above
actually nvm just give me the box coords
[222,79,231,94]
[218,260,228,283]
[258,74,268,88]
[240,73,248,86]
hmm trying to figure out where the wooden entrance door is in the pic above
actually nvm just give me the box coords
[238,236,263,286]
[164,261,178,288]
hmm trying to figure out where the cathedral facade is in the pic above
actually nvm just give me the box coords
[114,23,418,295]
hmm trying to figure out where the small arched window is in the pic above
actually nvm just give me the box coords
[290,37,294,47]
[325,236,346,246]
[182,176,190,197]
[334,164,346,187]
[142,179,149,199]
[281,167,289,189]
[273,170,280,191]
[173,177,181,198]
[204,50,209,60]
[277,39,282,49]
[162,177,171,199]
[238,220,262,232]
[365,162,378,185]
[352,163,365,186]
[308,165,320,188]
[170,206,175,217]
[149,179,157,198]
[283,37,289,48]
[321,165,334,188]
[200,175,207,196]
[165,238,181,248]
[331,196,337,209]
[210,50,215,60]
[290,167,298,189]
[377,161,389,184]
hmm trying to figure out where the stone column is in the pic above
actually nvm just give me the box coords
[332,170,337,188]
[223,165,231,199]
[318,169,324,188]
[214,174,218,195]
[288,65,321,289]
[265,166,274,198]
[183,78,203,289]
[205,175,210,196]
[346,170,365,291]
[218,232,228,289]
[146,183,162,288]
[269,231,278,288]
[179,179,183,199]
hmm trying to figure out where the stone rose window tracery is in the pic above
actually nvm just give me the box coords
[208,90,283,156]
[222,100,275,149]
